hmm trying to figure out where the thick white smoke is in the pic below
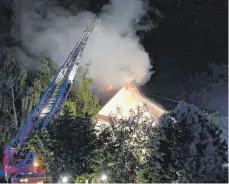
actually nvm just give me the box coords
[14,0,155,91]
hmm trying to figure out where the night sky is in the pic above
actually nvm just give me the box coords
[145,0,227,74]
[142,0,228,109]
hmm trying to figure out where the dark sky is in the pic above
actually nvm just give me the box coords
[141,0,228,109]
[145,0,227,72]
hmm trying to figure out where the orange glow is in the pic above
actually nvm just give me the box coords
[34,160,39,167]
[105,85,112,92]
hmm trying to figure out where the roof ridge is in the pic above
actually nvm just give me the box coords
[128,86,157,117]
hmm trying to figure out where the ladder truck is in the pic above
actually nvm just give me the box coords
[1,18,97,183]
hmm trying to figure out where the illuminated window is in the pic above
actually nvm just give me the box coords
[116,105,122,116]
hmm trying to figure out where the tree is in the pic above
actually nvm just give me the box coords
[148,101,228,183]
[206,111,228,143]
[136,164,155,183]
[181,63,228,116]
[22,64,100,181]
[0,123,16,160]
[0,55,28,128]
[28,60,57,112]
[179,63,228,142]
[0,57,57,164]
[92,106,154,183]
[75,173,100,183]
[0,55,29,162]
[26,107,97,182]
[24,127,53,181]
[63,67,100,117]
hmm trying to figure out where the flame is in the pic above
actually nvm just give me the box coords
[34,158,39,167]
[34,160,39,167]
[105,85,112,92]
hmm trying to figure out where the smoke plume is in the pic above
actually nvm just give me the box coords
[14,0,156,91]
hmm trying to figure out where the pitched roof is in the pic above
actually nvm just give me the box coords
[96,82,166,123]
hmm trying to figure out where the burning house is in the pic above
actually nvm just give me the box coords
[95,82,166,126]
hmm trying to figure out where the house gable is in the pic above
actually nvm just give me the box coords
[96,83,166,123]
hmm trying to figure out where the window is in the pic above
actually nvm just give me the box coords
[116,105,122,116]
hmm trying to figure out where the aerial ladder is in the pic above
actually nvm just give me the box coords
[1,18,97,183]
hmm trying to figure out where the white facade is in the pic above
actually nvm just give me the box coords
[96,83,166,126]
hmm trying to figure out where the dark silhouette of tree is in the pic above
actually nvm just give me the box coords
[148,101,228,183]
[26,107,97,182]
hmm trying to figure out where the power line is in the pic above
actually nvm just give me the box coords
[150,93,221,114]
[150,93,180,103]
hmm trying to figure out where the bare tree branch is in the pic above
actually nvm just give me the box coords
[14,89,28,102]
[6,110,14,122]
[0,89,12,95]
[10,86,18,128]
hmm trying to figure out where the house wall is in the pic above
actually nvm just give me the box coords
[97,87,151,119]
